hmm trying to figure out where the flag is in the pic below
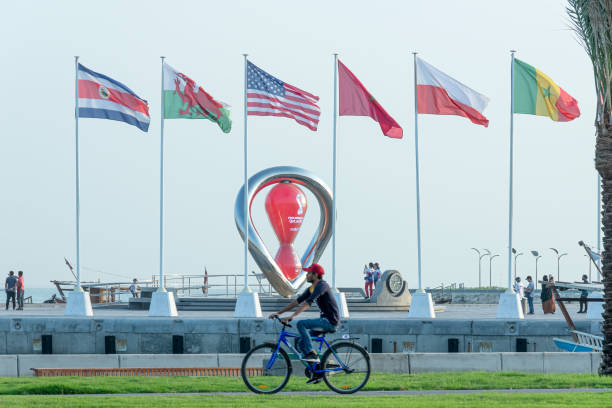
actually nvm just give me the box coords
[163,63,231,133]
[77,64,150,132]
[247,61,320,131]
[338,60,402,138]
[416,57,489,127]
[513,58,580,122]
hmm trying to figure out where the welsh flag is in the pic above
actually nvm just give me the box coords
[163,63,231,133]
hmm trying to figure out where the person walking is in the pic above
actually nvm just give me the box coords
[5,271,17,311]
[524,275,535,315]
[578,274,590,314]
[16,271,25,310]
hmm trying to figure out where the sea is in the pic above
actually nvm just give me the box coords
[2,287,59,303]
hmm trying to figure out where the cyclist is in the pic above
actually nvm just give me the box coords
[268,263,339,381]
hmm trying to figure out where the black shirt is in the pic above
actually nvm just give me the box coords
[296,280,340,326]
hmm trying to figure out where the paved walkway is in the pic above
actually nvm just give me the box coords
[53,388,612,397]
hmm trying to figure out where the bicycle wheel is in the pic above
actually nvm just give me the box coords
[241,343,292,394]
[320,341,370,394]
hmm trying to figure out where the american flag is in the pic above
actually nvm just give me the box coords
[247,61,320,131]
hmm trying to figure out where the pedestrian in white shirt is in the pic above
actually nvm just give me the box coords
[514,277,526,315]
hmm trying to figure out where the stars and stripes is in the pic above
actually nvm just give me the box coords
[247,61,320,131]
[78,64,150,132]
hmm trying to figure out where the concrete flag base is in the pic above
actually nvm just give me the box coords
[408,290,435,318]
[586,292,604,320]
[64,287,93,317]
[333,289,350,319]
[496,290,524,319]
[234,288,263,318]
[148,288,178,317]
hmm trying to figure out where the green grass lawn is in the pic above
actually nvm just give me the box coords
[0,372,610,395]
[1,392,611,408]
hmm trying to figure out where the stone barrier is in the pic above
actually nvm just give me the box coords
[0,352,601,377]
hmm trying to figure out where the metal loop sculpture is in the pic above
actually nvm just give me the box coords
[234,166,333,298]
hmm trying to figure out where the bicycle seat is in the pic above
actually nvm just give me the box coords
[310,327,337,336]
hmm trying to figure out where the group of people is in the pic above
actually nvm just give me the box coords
[363,262,382,298]
[5,270,25,310]
[513,274,590,315]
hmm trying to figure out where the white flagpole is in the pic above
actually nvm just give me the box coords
[243,54,249,291]
[74,56,81,290]
[507,50,516,291]
[159,56,166,290]
[332,53,338,289]
[412,52,423,291]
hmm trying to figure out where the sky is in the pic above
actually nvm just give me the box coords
[0,0,601,290]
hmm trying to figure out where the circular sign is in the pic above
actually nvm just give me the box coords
[387,271,403,294]
[99,85,110,99]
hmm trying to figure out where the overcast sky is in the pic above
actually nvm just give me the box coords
[0,0,600,290]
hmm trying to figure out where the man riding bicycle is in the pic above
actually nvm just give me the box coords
[268,263,339,381]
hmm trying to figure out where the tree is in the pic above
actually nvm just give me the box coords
[568,0,612,376]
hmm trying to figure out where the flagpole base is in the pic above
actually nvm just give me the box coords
[234,287,263,318]
[148,288,178,317]
[408,290,435,318]
[64,287,93,317]
[586,292,604,320]
[496,290,524,319]
[333,288,350,319]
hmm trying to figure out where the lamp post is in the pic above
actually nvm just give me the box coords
[530,251,542,290]
[549,248,567,281]
[471,248,487,288]
[489,254,499,287]
[512,248,523,281]
[584,254,592,281]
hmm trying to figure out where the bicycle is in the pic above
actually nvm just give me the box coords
[241,316,371,394]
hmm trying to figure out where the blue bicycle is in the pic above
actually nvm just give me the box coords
[241,316,371,394]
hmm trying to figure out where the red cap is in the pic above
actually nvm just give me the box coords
[303,263,324,276]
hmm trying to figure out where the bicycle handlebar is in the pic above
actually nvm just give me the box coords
[274,315,293,328]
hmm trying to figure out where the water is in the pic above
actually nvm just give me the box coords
[2,287,59,303]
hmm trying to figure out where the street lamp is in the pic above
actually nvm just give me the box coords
[530,250,542,290]
[512,248,523,280]
[549,248,568,281]
[488,254,499,287]
[471,248,487,288]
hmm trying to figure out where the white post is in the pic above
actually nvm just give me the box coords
[331,54,349,318]
[497,50,523,319]
[408,52,434,318]
[65,56,93,316]
[149,56,178,317]
[234,54,262,318]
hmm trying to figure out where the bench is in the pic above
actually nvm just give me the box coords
[31,367,262,377]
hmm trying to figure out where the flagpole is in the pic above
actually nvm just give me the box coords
[159,56,166,291]
[412,52,423,292]
[332,53,338,289]
[74,56,81,290]
[243,53,249,291]
[507,50,516,291]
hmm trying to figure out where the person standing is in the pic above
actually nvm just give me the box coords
[5,271,17,311]
[16,271,24,310]
[578,274,590,314]
[524,276,534,315]
[373,263,382,290]
[130,279,139,298]
[363,263,374,298]
[547,275,557,314]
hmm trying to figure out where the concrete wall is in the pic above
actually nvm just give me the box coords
[0,317,601,355]
[0,352,602,377]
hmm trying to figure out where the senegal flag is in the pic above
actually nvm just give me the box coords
[163,63,231,133]
[513,58,580,122]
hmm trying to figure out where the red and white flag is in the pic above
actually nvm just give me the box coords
[416,58,489,127]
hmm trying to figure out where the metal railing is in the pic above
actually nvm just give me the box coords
[150,272,278,298]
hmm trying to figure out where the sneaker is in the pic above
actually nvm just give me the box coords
[302,352,320,363]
